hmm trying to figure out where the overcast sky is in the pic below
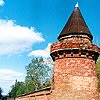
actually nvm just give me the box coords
[0,0,100,95]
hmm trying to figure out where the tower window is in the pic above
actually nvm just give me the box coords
[66,50,71,54]
[73,49,79,54]
[82,50,86,55]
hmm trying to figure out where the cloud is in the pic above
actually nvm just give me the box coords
[0,20,45,55]
[0,0,4,6]
[28,43,51,58]
[0,69,25,95]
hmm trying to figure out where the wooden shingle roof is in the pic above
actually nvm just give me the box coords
[58,5,93,40]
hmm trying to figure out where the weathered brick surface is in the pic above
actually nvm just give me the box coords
[50,58,100,100]
[16,88,51,100]
[50,37,100,54]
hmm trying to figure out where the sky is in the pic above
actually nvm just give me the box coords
[0,0,100,95]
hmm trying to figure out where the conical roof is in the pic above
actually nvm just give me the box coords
[58,4,93,40]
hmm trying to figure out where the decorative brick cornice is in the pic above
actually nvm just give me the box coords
[50,42,100,61]
[50,42,100,53]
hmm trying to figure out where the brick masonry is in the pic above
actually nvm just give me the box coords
[50,34,100,99]
[50,58,99,100]
[16,88,51,100]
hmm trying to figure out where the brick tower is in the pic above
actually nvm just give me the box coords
[50,3,100,100]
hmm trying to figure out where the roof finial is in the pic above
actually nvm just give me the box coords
[75,2,79,8]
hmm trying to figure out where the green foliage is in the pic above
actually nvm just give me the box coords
[0,87,3,99]
[25,57,52,92]
[9,57,53,97]
[9,82,26,98]
[96,59,100,92]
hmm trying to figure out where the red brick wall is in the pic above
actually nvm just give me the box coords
[16,88,51,100]
[50,58,100,100]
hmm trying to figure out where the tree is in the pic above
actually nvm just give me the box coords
[9,57,53,96]
[96,59,100,92]
[25,57,52,93]
[0,87,3,99]
[9,81,26,98]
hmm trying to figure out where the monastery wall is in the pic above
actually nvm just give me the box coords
[16,88,51,100]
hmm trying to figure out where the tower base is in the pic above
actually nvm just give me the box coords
[50,58,100,100]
